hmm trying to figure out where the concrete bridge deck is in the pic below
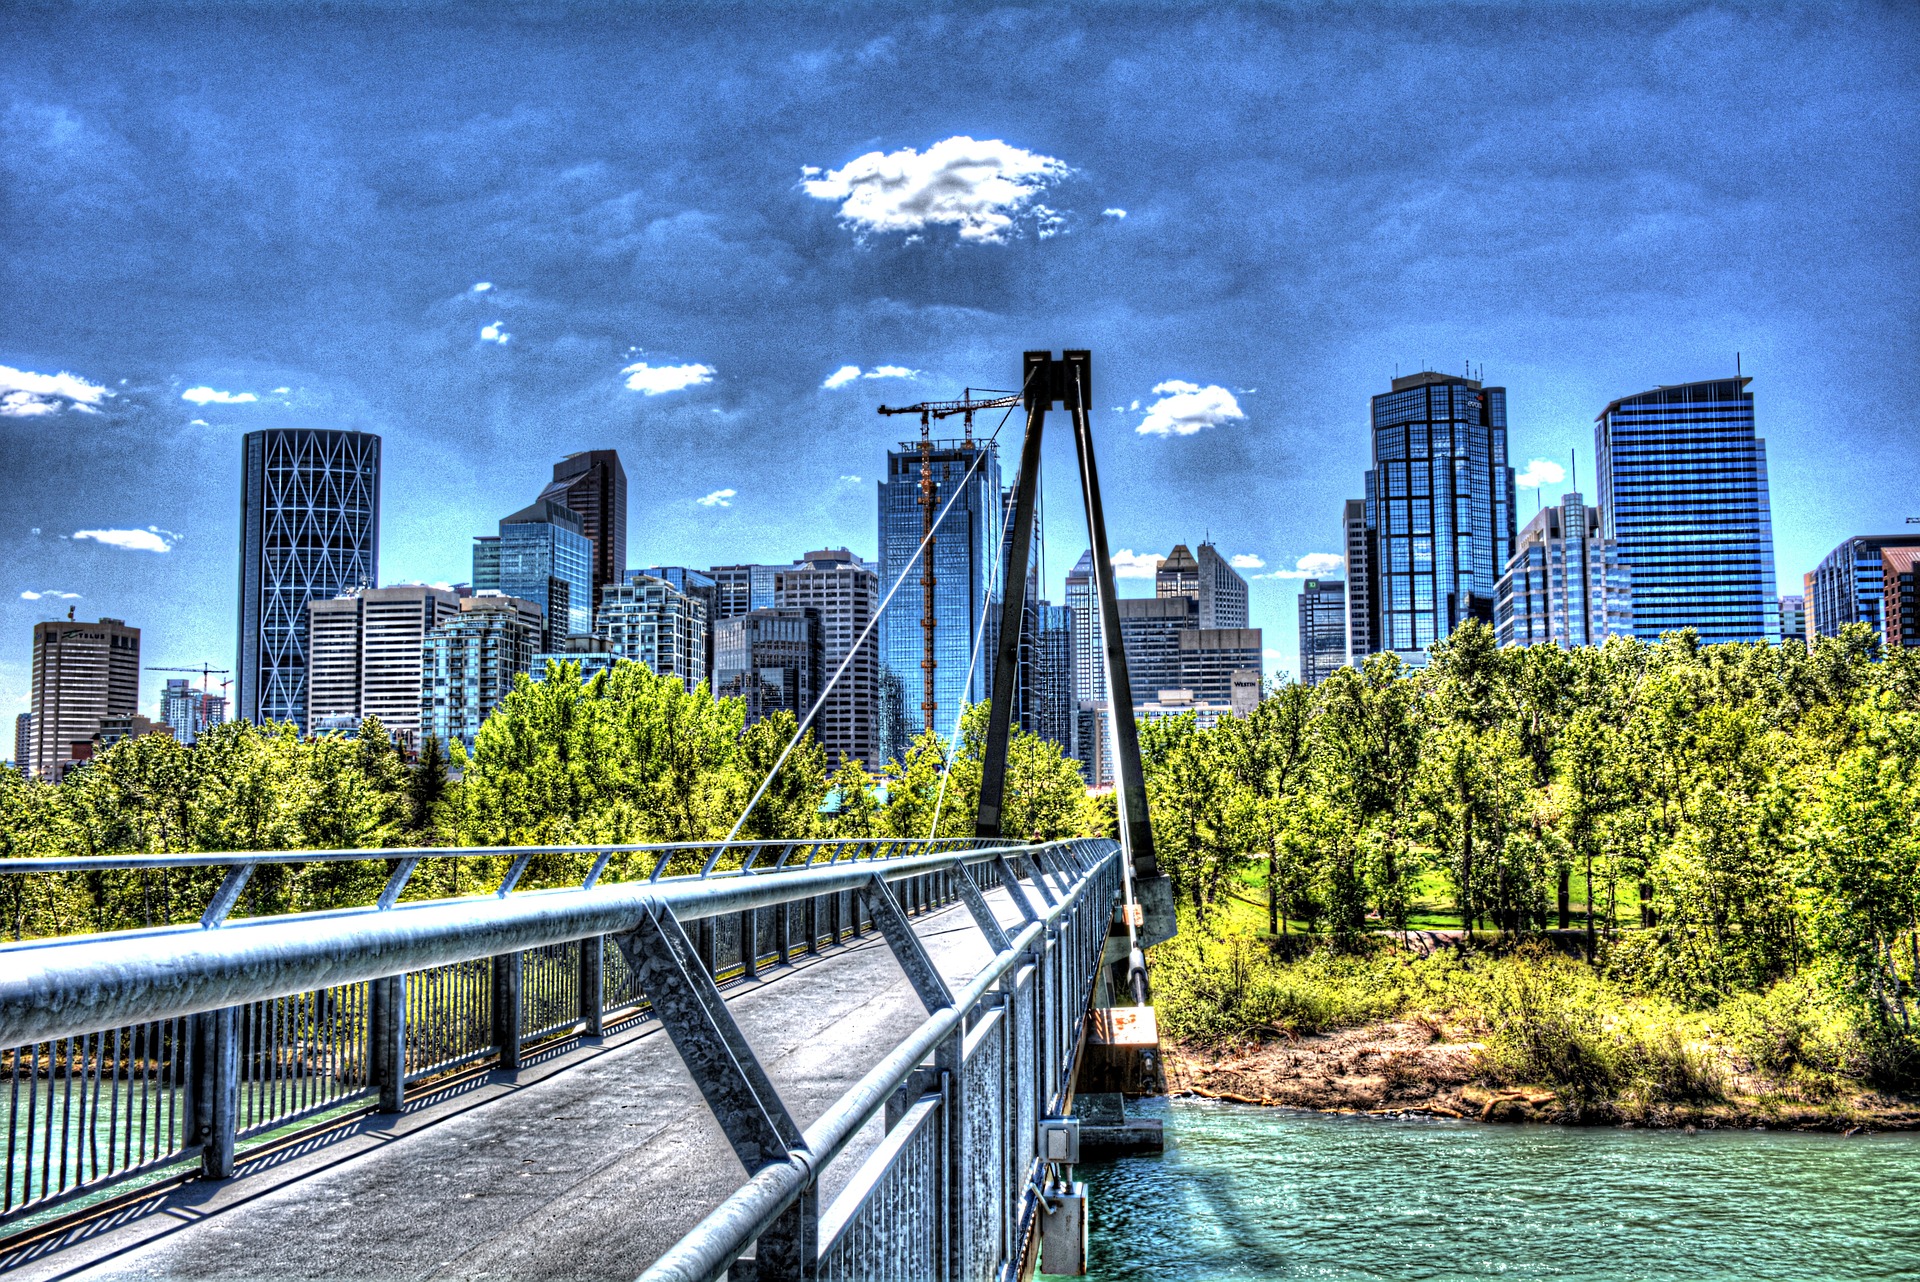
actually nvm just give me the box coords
[6,882,1036,1282]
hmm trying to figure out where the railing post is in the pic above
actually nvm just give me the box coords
[189,1006,238,1179]
[580,937,605,1037]
[740,908,759,980]
[493,952,523,1069]
[370,974,406,1112]
[696,917,718,976]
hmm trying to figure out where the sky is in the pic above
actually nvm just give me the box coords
[3,2,1917,721]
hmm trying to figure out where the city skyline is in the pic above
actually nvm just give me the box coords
[4,6,1917,719]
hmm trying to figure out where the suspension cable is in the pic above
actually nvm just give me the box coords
[724,365,1035,843]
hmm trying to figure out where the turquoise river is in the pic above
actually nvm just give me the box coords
[1048,1098,1918,1281]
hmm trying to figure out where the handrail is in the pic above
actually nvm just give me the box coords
[0,839,1086,1049]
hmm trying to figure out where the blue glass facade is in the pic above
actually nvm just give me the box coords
[473,498,592,647]
[876,438,1002,762]
[1595,378,1779,644]
[1806,535,1918,641]
[1364,373,1514,660]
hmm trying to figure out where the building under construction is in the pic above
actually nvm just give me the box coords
[874,433,1003,764]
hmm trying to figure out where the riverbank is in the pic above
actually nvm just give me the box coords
[1165,1019,1920,1131]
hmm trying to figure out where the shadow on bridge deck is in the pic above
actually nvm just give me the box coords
[10,880,1038,1282]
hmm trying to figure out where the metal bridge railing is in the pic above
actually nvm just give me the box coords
[641,838,1120,1282]
[0,835,1027,1230]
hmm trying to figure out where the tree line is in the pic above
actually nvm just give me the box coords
[1139,622,1920,1040]
[0,660,1099,939]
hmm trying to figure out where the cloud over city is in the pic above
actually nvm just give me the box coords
[1109,549,1160,578]
[1230,553,1265,569]
[802,136,1071,244]
[1136,381,1245,437]
[73,526,178,553]
[696,488,736,507]
[20,589,81,601]
[823,364,918,390]
[1257,552,1344,580]
[181,386,258,406]
[1515,458,1568,488]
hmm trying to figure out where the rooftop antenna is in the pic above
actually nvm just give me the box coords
[1736,351,1742,380]
[1571,448,1578,493]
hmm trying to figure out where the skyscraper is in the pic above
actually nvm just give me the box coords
[29,617,140,781]
[12,713,28,775]
[1595,377,1779,643]
[1343,499,1373,662]
[1116,596,1261,705]
[1031,602,1076,754]
[306,585,459,746]
[644,566,721,681]
[422,595,542,750]
[1195,542,1251,630]
[1806,535,1919,641]
[1364,372,1515,663]
[237,428,381,727]
[876,436,1002,760]
[595,574,707,693]
[1298,579,1347,686]
[1065,551,1104,702]
[1156,544,1200,602]
[709,564,782,619]
[542,451,626,610]
[713,608,822,729]
[775,549,881,769]
[475,497,592,648]
[1494,493,1634,649]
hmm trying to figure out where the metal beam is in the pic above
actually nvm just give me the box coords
[949,860,1011,951]
[856,874,953,1014]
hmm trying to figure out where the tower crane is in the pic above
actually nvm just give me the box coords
[146,663,231,695]
[876,390,1021,736]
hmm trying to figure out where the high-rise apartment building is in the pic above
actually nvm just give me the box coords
[1299,578,1347,686]
[1065,551,1104,703]
[533,635,619,683]
[1595,377,1778,643]
[713,608,822,729]
[14,713,29,774]
[643,566,720,679]
[1778,595,1807,648]
[1883,549,1920,649]
[475,497,592,648]
[710,564,781,620]
[596,574,707,693]
[1364,372,1516,663]
[775,549,881,769]
[1806,535,1919,642]
[159,679,226,745]
[28,617,140,781]
[422,595,542,750]
[876,436,1003,760]
[237,429,381,727]
[306,585,459,746]
[542,451,626,609]
[1494,493,1634,649]
[1343,499,1373,662]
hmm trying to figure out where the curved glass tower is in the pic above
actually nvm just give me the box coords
[237,428,381,727]
[1364,372,1515,662]
[1595,377,1778,644]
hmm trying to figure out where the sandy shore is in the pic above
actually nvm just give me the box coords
[1164,1020,1920,1132]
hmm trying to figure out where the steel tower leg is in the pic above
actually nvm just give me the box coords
[974,375,1047,839]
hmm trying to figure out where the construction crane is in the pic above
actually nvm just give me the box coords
[146,664,230,696]
[876,389,1021,736]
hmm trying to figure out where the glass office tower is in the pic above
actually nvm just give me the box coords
[876,437,1002,762]
[237,428,381,726]
[474,497,592,648]
[1595,377,1779,644]
[1364,372,1515,662]
[1806,535,1918,641]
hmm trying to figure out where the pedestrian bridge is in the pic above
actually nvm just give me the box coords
[0,836,1141,1280]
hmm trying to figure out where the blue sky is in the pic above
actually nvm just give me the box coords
[3,2,1917,719]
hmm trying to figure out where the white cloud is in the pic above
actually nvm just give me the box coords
[696,488,736,508]
[479,322,510,344]
[823,363,918,389]
[1229,553,1265,569]
[1258,552,1346,580]
[1515,458,1567,489]
[181,386,257,406]
[73,526,176,553]
[840,474,862,483]
[1136,381,1245,437]
[1263,648,1286,665]
[802,136,1071,244]
[270,386,291,395]
[20,589,81,601]
[1109,549,1160,579]
[622,362,715,395]
[188,418,209,427]
[1102,208,1128,219]
[471,281,493,292]
[0,364,112,417]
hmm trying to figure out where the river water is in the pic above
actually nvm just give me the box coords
[1054,1098,1918,1281]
